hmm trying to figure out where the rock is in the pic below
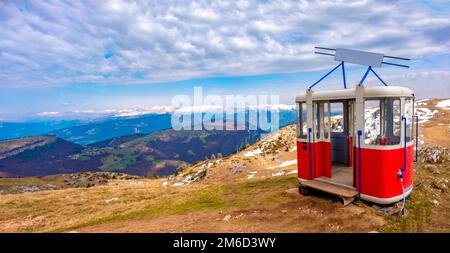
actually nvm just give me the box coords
[419,146,448,164]
[431,180,447,192]
[424,164,440,175]
[430,199,440,206]
[105,197,119,204]
[222,214,232,221]
[281,210,288,214]
[229,160,245,175]
[235,213,244,219]
[63,172,141,188]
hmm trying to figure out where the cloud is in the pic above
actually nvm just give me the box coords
[0,0,449,88]
[36,111,60,117]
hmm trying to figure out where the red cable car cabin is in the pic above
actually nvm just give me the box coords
[296,85,415,205]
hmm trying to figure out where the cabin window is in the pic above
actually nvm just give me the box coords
[390,99,401,140]
[330,102,344,133]
[405,98,414,142]
[323,102,330,139]
[314,103,320,139]
[364,98,401,145]
[297,102,308,139]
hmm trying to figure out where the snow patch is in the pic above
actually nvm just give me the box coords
[436,99,450,109]
[272,171,286,176]
[244,148,262,157]
[247,171,258,179]
[268,159,297,169]
[416,107,438,123]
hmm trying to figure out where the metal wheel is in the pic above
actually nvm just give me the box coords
[299,186,310,196]
[336,196,355,207]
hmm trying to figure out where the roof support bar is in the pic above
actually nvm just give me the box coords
[359,66,389,86]
[308,61,347,90]
[342,61,347,89]
[370,67,388,86]
[359,66,372,85]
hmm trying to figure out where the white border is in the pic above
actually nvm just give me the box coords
[360,185,413,205]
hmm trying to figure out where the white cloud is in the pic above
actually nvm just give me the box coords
[33,103,297,119]
[36,111,60,117]
[0,0,449,88]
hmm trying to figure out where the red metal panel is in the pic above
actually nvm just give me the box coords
[314,142,331,178]
[297,140,311,179]
[297,141,331,179]
[355,145,414,198]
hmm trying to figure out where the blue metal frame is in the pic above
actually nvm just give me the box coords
[308,128,312,179]
[414,115,419,162]
[341,61,347,89]
[357,130,362,199]
[308,61,390,89]
[402,116,407,172]
[359,66,372,85]
[370,68,388,86]
[359,66,389,86]
[308,61,348,90]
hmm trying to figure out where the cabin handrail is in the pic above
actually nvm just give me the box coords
[414,115,419,162]
[401,116,407,172]
[308,128,312,179]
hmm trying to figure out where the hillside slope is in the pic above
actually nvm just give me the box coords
[416,99,450,147]
[0,136,97,177]
[0,128,263,178]
[0,99,448,232]
[0,125,385,232]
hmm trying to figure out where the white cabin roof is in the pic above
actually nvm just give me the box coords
[295,86,414,102]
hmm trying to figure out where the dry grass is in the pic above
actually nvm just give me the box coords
[0,176,295,232]
[380,161,450,232]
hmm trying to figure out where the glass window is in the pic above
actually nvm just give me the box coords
[405,98,413,142]
[297,102,308,139]
[330,102,344,133]
[323,103,330,139]
[365,98,401,145]
[365,100,380,145]
[392,99,401,138]
[314,102,320,139]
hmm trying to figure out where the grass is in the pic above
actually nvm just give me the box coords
[101,154,136,171]
[0,175,67,192]
[380,161,449,232]
[1,159,447,233]
[0,175,295,233]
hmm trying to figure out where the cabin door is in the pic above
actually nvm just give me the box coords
[330,100,353,165]
[312,101,332,178]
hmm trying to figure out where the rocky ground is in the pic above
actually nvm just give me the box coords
[0,172,143,195]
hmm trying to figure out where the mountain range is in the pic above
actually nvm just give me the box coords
[0,108,296,145]
[0,108,298,177]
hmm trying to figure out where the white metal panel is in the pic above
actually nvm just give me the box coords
[335,48,384,67]
[296,86,413,102]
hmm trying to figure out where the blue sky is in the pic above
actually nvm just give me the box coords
[0,0,450,121]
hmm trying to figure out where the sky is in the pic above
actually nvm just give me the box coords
[0,0,449,121]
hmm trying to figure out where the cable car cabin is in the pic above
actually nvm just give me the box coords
[296,85,415,205]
